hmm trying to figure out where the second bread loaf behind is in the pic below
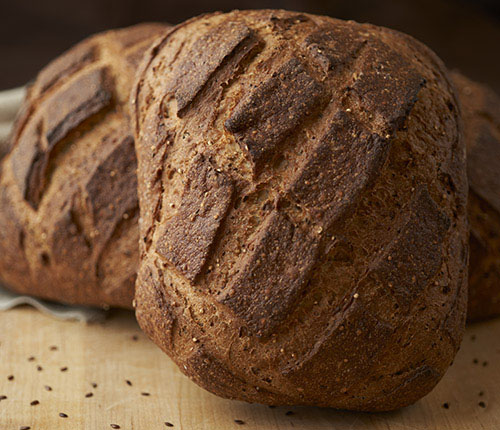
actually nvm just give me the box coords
[0,23,167,308]
[452,71,500,321]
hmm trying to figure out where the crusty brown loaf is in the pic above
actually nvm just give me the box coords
[0,23,167,308]
[452,72,500,322]
[132,10,468,410]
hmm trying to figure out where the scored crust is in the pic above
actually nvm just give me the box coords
[0,23,168,308]
[452,71,500,322]
[133,10,468,410]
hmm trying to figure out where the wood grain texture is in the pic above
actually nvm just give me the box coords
[0,307,498,429]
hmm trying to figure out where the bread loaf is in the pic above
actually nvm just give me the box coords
[132,11,468,410]
[452,72,500,321]
[0,23,167,308]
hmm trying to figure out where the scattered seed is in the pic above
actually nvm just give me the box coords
[36,365,43,372]
[141,392,150,396]
[60,367,68,372]
[473,358,479,364]
[234,419,245,425]
[91,382,98,388]
[110,425,120,429]
[85,392,93,398]
[59,412,68,418]
[479,391,484,397]
[0,395,7,401]
[132,335,139,341]
[471,335,476,341]
[125,380,132,386]
[7,375,14,381]
[20,426,31,430]
[268,405,276,409]
[45,385,52,391]
[165,423,174,428]
[50,345,58,351]
[30,400,39,406]
[482,361,489,367]
[285,411,294,416]
[479,401,486,408]
[28,356,35,362]
[442,403,449,409]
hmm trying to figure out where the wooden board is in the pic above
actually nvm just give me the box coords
[0,306,498,430]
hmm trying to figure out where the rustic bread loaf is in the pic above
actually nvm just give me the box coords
[132,10,468,410]
[0,23,167,308]
[452,72,500,321]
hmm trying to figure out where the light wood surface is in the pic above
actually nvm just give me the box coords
[0,307,498,430]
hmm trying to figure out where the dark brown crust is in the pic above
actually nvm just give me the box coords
[350,44,426,131]
[0,23,168,308]
[133,10,468,411]
[225,58,328,171]
[18,67,114,209]
[45,68,113,147]
[135,263,177,351]
[286,111,389,228]
[452,71,500,321]
[301,24,367,73]
[37,43,97,95]
[219,210,319,337]
[280,187,451,409]
[156,154,234,282]
[172,21,255,114]
[366,186,450,309]
[84,133,137,244]
[185,347,285,403]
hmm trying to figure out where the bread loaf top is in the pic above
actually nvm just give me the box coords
[133,11,468,410]
[452,71,500,321]
[0,23,167,307]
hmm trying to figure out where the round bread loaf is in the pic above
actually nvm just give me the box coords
[133,10,468,410]
[452,72,500,321]
[0,23,167,308]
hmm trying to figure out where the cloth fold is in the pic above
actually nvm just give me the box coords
[0,283,107,322]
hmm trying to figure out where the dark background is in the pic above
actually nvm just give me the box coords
[1,0,499,92]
